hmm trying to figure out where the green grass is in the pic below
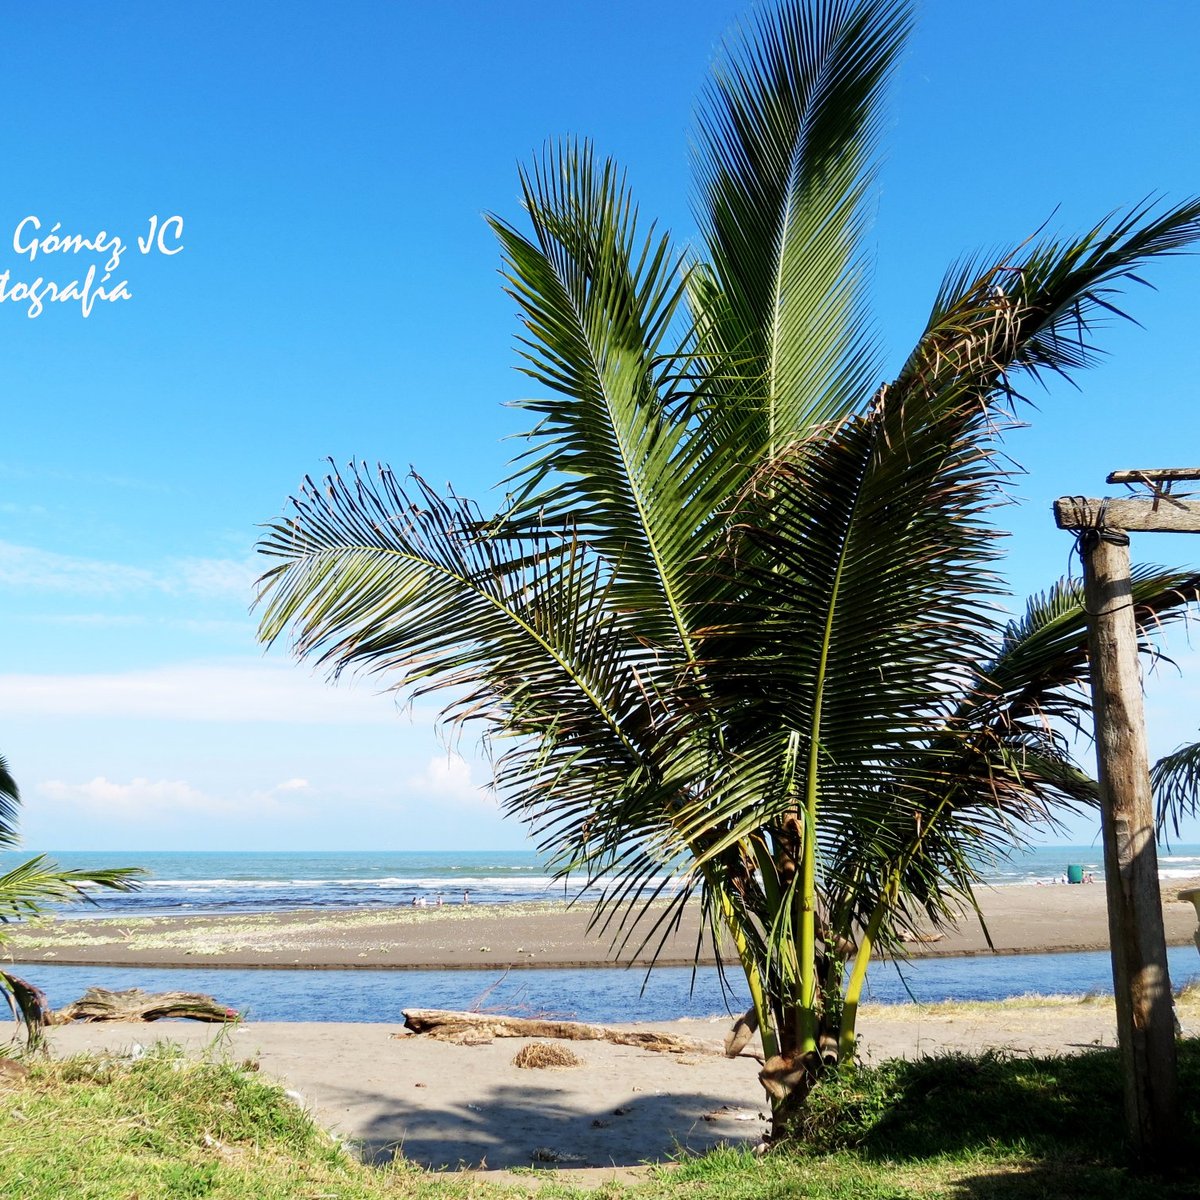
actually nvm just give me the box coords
[0,1041,1197,1199]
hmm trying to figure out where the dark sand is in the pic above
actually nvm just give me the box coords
[6,879,1200,970]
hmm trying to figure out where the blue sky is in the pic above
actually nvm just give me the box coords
[2,0,1198,851]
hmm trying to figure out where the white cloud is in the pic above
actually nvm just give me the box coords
[0,541,158,594]
[26,613,148,628]
[38,775,230,817]
[407,754,497,809]
[0,540,259,601]
[173,556,261,599]
[0,660,408,724]
[35,771,332,824]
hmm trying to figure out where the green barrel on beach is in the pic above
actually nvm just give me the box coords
[1067,864,1084,885]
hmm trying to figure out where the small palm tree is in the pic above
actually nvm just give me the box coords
[256,0,1200,1137]
[0,756,143,1038]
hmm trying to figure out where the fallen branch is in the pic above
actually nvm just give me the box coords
[50,987,238,1024]
[402,1008,711,1054]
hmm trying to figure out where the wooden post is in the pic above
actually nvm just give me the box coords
[1079,528,1180,1155]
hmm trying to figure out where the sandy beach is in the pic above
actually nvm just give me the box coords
[41,991,1200,1178]
[5,878,1200,970]
[18,881,1200,1177]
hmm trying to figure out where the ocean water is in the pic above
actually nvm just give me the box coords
[9,843,1198,920]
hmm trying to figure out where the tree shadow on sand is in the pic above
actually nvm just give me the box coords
[339,1076,766,1170]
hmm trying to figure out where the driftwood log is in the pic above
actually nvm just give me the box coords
[402,1008,712,1054]
[50,987,238,1025]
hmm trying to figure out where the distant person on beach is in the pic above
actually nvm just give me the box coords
[463,890,470,905]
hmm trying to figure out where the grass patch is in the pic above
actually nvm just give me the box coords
[0,1040,1196,1198]
[859,981,1200,1020]
[790,1038,1200,1197]
[0,1045,411,1200]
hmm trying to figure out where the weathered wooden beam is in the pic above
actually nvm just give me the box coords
[1107,467,1200,485]
[1054,496,1200,533]
[49,987,238,1024]
[402,1008,711,1054]
[1081,534,1180,1156]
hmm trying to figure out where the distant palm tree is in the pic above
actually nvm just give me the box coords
[256,0,1200,1137]
[0,756,142,1037]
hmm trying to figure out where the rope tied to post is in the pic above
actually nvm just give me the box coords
[1063,497,1134,618]
[1065,495,1131,556]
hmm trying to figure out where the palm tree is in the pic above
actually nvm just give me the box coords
[256,0,1200,1137]
[0,756,143,1037]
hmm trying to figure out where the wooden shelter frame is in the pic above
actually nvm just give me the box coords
[1054,467,1200,1158]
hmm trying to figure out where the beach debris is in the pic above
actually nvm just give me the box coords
[0,1058,30,1084]
[702,1104,760,1123]
[532,1146,587,1164]
[512,1041,583,1069]
[403,1009,712,1055]
[724,1005,759,1057]
[49,987,238,1024]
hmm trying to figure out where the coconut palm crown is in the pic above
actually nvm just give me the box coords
[257,0,1200,1134]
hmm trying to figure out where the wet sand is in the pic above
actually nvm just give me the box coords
[5,879,1200,970]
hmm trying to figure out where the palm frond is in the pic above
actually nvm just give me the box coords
[0,755,19,850]
[0,855,143,923]
[0,969,50,1045]
[257,464,688,875]
[488,143,720,656]
[1152,740,1200,839]
[960,569,1200,742]
[902,198,1200,406]
[693,0,910,452]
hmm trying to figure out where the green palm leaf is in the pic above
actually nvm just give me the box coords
[694,0,909,453]
[0,854,143,923]
[0,755,19,849]
[1152,740,1200,838]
